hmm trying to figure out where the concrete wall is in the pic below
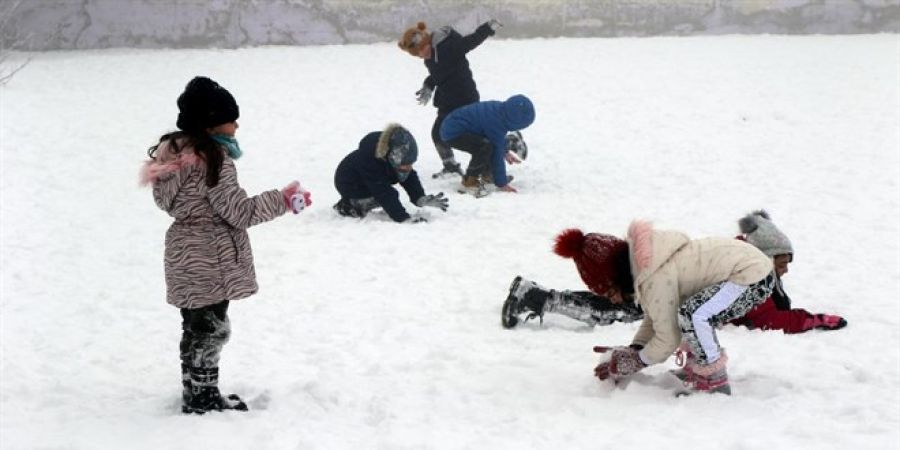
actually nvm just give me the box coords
[2,0,899,51]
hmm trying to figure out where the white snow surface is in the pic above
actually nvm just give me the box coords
[1,34,899,450]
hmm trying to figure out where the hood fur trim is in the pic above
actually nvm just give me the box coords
[138,139,202,186]
[375,123,403,160]
[627,220,654,271]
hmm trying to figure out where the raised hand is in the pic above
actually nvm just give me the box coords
[415,84,433,106]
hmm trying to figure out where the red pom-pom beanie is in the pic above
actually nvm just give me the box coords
[553,228,631,295]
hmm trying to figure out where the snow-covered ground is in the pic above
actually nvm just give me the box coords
[1,34,898,450]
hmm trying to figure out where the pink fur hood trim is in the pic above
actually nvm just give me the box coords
[138,140,202,186]
[627,220,654,272]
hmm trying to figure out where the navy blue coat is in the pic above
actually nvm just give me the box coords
[424,23,494,113]
[334,131,426,222]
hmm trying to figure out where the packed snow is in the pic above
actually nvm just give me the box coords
[1,34,899,449]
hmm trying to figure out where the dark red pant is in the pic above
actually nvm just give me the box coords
[730,296,814,334]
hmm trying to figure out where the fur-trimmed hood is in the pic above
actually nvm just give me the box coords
[375,123,403,160]
[627,220,690,286]
[139,138,202,187]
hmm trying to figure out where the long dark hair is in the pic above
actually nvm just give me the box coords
[147,131,224,187]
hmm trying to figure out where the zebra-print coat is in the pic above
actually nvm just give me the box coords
[141,140,287,309]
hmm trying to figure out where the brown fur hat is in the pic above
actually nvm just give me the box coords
[398,22,431,56]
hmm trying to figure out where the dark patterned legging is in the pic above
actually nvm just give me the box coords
[431,110,456,164]
[678,273,775,365]
[180,301,231,371]
[548,290,644,326]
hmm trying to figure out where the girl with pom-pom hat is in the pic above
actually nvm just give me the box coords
[505,221,775,396]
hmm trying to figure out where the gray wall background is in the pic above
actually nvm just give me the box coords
[2,0,899,51]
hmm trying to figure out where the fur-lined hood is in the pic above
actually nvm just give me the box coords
[374,123,404,160]
[139,138,202,187]
[627,220,690,285]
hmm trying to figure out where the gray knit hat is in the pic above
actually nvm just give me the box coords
[739,210,793,258]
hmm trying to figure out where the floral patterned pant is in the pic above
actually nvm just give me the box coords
[677,273,775,364]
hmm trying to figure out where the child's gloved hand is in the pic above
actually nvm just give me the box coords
[593,345,646,381]
[290,190,312,214]
[415,192,448,211]
[805,313,848,331]
[488,19,503,31]
[282,181,312,214]
[415,84,433,106]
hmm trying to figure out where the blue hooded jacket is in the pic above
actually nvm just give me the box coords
[334,125,425,222]
[439,95,535,186]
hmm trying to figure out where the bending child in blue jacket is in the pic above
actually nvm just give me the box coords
[440,95,535,194]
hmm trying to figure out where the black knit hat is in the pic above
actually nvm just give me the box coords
[176,76,239,132]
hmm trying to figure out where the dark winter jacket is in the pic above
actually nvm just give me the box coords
[424,23,494,113]
[140,139,288,309]
[440,96,535,187]
[334,129,427,222]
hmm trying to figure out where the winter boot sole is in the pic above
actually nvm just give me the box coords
[457,186,489,198]
[501,276,524,328]
[182,394,249,414]
[674,384,732,397]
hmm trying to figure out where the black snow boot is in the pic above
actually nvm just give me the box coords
[182,367,248,414]
[502,276,553,328]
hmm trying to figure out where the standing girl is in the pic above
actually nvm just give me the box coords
[140,76,310,414]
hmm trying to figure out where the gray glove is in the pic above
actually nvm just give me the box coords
[488,19,503,31]
[415,192,448,212]
[415,84,433,106]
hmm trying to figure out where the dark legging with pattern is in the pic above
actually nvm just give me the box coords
[677,273,775,365]
[431,110,456,165]
[180,300,231,388]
